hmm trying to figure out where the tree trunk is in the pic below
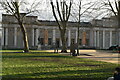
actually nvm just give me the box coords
[76,2,81,56]
[60,29,67,53]
[77,24,80,55]
[118,1,120,55]
[18,21,29,52]
[118,1,120,45]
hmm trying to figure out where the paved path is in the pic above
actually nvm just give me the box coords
[47,50,120,64]
[77,50,120,64]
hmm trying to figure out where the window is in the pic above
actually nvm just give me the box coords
[38,38,44,45]
[48,38,52,45]
[71,39,75,43]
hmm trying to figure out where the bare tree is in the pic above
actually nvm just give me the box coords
[107,0,120,45]
[71,1,82,56]
[98,0,120,45]
[71,0,96,55]
[103,0,120,65]
[50,0,73,53]
[0,0,40,52]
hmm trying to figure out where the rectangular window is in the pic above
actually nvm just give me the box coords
[71,39,75,43]
[39,38,44,45]
[48,38,52,45]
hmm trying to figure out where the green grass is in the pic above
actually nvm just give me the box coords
[1,50,120,80]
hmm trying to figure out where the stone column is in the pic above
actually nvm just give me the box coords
[53,29,56,44]
[5,28,8,46]
[60,39,62,47]
[110,30,112,47]
[103,30,105,49]
[14,27,17,46]
[35,29,39,46]
[68,29,71,46]
[89,30,94,47]
[94,30,97,47]
[2,28,4,46]
[97,31,100,48]
[75,29,78,43]
[32,28,34,46]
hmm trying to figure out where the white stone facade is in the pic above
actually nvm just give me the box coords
[1,14,120,49]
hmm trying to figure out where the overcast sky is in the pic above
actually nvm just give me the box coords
[0,0,116,22]
[0,0,99,21]
[29,0,99,21]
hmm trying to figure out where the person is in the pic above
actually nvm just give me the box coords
[70,42,77,56]
[107,77,114,80]
[54,42,59,53]
[107,67,120,80]
[114,67,120,80]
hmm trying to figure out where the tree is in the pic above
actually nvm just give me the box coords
[107,0,120,45]
[0,0,40,52]
[71,0,96,55]
[98,0,120,45]
[71,1,82,56]
[50,0,73,53]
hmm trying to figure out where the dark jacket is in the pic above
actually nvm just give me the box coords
[114,73,120,80]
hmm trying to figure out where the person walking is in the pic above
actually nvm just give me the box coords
[107,67,120,80]
[70,42,76,56]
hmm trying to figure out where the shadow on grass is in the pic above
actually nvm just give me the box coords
[2,52,72,59]
[2,68,111,80]
[1,78,106,80]
[2,52,54,54]
[3,55,72,58]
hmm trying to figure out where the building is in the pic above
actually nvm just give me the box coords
[1,14,120,50]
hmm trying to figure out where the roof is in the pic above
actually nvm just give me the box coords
[2,13,38,18]
[2,14,92,27]
[37,20,92,27]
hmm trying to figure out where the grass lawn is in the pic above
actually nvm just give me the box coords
[1,50,120,80]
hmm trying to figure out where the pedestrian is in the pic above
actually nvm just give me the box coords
[54,42,59,53]
[107,67,120,80]
[70,42,76,56]
[114,67,120,80]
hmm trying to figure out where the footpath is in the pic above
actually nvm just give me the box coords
[77,50,120,64]
[47,50,120,64]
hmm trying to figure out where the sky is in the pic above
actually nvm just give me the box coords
[0,0,116,22]
[27,0,116,21]
[0,0,99,21]
[28,0,99,21]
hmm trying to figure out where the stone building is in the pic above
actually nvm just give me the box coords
[1,14,120,50]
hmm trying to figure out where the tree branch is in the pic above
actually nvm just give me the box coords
[108,0,117,16]
[66,0,72,22]
[115,0,119,13]
[56,0,63,22]
[50,1,62,31]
